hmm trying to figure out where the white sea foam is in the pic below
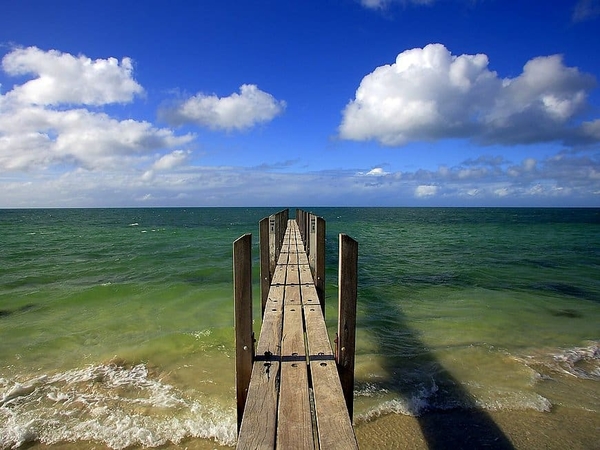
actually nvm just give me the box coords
[189,329,212,340]
[551,342,600,380]
[354,376,553,425]
[355,380,439,422]
[0,363,236,449]
[516,341,600,381]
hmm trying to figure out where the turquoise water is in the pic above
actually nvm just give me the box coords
[1,208,599,448]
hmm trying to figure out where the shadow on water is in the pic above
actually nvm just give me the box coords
[358,282,515,449]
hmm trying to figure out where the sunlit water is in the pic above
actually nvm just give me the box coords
[1,208,598,448]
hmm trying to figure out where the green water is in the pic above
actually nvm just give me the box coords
[1,208,599,448]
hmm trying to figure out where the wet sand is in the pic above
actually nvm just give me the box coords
[354,407,600,449]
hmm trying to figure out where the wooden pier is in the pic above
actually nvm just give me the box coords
[233,209,359,449]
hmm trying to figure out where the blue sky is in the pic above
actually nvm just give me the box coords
[1,0,599,207]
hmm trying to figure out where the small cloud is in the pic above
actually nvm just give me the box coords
[160,84,286,131]
[415,184,438,197]
[358,167,389,176]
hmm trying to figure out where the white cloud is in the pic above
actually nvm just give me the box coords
[0,104,193,171]
[0,48,194,173]
[152,150,191,171]
[160,84,286,131]
[358,167,389,176]
[339,44,598,146]
[2,46,144,106]
[1,147,598,207]
[415,185,438,197]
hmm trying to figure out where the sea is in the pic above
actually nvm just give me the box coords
[1,207,599,449]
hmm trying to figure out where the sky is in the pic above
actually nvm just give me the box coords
[1,0,600,208]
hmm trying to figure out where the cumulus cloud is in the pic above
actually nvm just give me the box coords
[2,46,144,105]
[160,84,286,131]
[339,44,598,146]
[0,47,193,173]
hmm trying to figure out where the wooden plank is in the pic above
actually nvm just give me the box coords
[272,261,287,285]
[277,304,313,449]
[300,282,320,308]
[299,264,314,285]
[277,249,290,265]
[237,285,284,449]
[286,263,300,286]
[233,234,254,431]
[304,293,358,449]
[288,251,299,265]
[284,283,301,306]
[310,360,358,449]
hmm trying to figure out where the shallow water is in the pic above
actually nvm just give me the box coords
[1,207,599,448]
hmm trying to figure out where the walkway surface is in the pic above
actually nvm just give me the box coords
[236,220,358,449]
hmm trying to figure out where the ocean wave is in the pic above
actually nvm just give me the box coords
[516,341,600,381]
[0,363,236,449]
[354,377,552,424]
[551,342,600,380]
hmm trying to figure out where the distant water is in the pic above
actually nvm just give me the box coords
[1,208,599,449]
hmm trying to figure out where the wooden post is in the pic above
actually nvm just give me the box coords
[234,233,254,432]
[259,217,270,316]
[275,211,282,262]
[268,214,276,276]
[309,214,326,314]
[336,233,358,420]
[304,211,310,252]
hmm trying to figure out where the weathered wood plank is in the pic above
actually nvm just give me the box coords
[310,360,358,449]
[303,299,358,449]
[272,261,287,285]
[287,251,299,265]
[237,285,284,449]
[299,263,314,285]
[277,304,313,449]
[286,263,300,286]
[237,359,280,450]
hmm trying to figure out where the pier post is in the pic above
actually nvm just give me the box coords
[233,233,254,431]
[259,217,270,316]
[336,234,358,419]
[309,214,326,314]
